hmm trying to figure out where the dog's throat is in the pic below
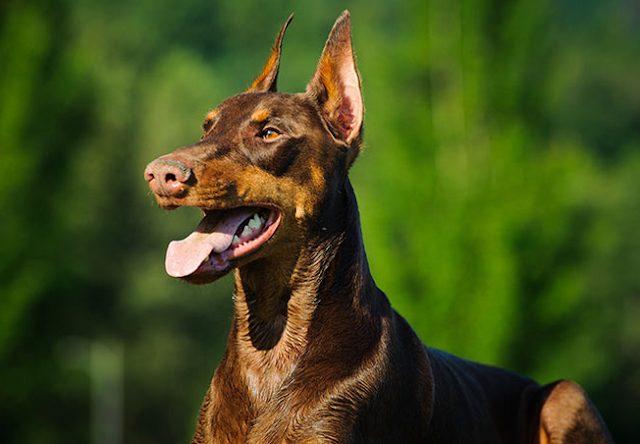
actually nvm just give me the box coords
[164,207,276,278]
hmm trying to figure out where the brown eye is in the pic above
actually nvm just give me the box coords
[261,128,281,141]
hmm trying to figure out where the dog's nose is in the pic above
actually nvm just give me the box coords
[144,158,193,197]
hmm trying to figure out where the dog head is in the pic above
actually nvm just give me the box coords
[144,11,363,284]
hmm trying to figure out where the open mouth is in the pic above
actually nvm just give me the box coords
[165,205,281,278]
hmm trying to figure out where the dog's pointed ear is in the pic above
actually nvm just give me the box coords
[246,14,293,93]
[306,11,363,151]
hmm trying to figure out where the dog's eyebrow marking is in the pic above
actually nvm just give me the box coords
[251,108,270,122]
[203,109,219,133]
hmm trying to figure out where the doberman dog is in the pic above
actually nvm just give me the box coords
[144,11,614,444]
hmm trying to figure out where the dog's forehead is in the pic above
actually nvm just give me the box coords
[214,93,312,121]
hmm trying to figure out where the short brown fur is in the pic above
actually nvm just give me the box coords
[145,11,615,444]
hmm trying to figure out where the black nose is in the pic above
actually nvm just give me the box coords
[144,158,192,197]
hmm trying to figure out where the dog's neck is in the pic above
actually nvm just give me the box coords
[227,178,390,388]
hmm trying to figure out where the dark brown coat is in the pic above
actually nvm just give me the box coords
[145,11,614,444]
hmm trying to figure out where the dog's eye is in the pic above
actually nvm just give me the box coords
[261,128,281,141]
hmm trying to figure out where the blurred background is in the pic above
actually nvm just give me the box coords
[1,0,639,442]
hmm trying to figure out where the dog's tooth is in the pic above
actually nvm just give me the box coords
[232,235,241,246]
[248,216,261,231]
[241,225,252,237]
[259,215,266,224]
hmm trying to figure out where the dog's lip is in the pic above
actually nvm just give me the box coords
[165,203,283,280]
[200,202,282,218]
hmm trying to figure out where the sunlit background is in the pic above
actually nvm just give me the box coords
[1,0,639,443]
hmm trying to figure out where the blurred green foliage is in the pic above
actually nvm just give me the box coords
[0,0,638,442]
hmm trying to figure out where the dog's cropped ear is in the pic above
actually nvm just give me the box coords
[306,11,363,156]
[246,14,293,93]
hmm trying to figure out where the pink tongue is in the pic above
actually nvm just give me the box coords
[165,208,256,278]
